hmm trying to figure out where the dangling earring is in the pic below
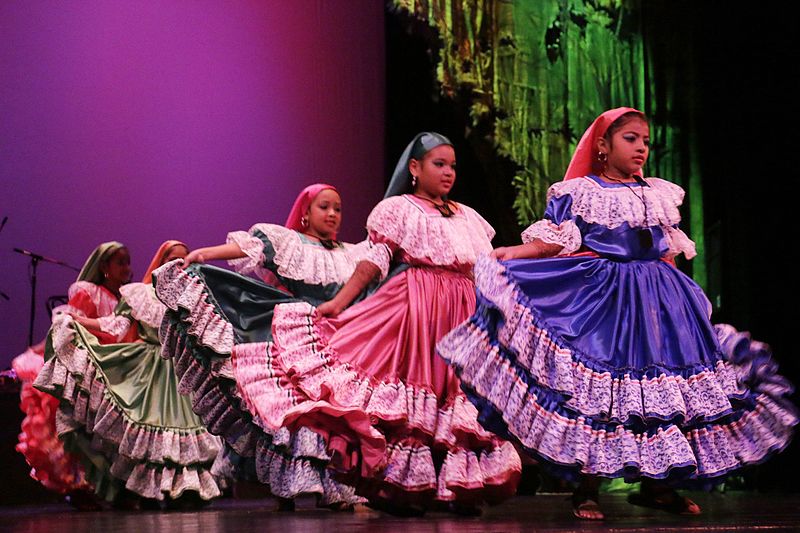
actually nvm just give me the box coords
[301,216,309,229]
[597,151,608,174]
[411,175,418,188]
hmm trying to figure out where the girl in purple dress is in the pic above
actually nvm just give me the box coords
[438,108,797,519]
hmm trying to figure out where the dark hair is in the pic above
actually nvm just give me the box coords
[603,111,648,142]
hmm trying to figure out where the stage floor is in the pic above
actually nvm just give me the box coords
[1,492,798,532]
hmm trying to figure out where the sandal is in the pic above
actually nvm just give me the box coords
[571,491,604,521]
[628,489,701,515]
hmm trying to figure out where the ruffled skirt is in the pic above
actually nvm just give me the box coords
[232,266,522,507]
[153,262,362,505]
[437,255,797,484]
[33,316,225,501]
[12,347,91,494]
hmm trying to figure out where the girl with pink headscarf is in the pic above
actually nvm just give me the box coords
[438,108,797,519]
[153,184,373,511]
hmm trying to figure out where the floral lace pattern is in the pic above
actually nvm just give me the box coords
[366,196,494,267]
[120,283,166,329]
[550,176,686,229]
[97,315,133,341]
[521,220,582,254]
[663,225,698,260]
[153,261,235,355]
[228,223,366,286]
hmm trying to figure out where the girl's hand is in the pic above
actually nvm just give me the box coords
[316,300,343,318]
[491,246,515,261]
[68,313,89,326]
[181,250,206,269]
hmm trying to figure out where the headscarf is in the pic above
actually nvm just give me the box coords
[142,240,188,284]
[76,241,126,285]
[563,107,646,181]
[384,132,453,198]
[284,184,340,239]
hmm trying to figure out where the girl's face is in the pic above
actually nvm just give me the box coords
[162,244,189,265]
[305,189,342,240]
[410,144,456,200]
[598,118,650,179]
[102,248,132,285]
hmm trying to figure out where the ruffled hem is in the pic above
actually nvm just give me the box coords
[255,437,365,504]
[441,255,753,427]
[232,301,521,504]
[13,348,91,494]
[153,261,235,356]
[60,427,223,502]
[33,316,224,501]
[460,380,795,483]
[159,297,363,504]
[16,385,92,494]
[347,439,520,505]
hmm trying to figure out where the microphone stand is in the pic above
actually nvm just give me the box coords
[13,248,80,347]
[0,217,8,301]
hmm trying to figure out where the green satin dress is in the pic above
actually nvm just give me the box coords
[35,283,225,502]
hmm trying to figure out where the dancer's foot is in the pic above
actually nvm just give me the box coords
[571,490,604,520]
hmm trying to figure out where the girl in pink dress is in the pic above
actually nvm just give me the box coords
[231,132,521,515]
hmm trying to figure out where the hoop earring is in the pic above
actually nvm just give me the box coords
[597,151,607,163]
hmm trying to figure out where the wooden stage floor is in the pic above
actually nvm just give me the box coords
[1,492,798,532]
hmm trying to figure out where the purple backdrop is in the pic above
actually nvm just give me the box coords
[0,1,385,366]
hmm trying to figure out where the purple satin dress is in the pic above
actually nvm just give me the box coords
[439,175,797,485]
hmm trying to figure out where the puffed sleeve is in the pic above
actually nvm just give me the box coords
[363,199,405,280]
[520,190,582,254]
[226,224,273,275]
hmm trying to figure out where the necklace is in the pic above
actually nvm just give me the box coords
[412,194,456,218]
[601,173,653,249]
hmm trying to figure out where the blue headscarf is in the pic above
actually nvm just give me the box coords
[384,132,453,199]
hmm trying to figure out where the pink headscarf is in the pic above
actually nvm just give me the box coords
[563,107,645,181]
[142,240,188,284]
[284,184,340,238]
